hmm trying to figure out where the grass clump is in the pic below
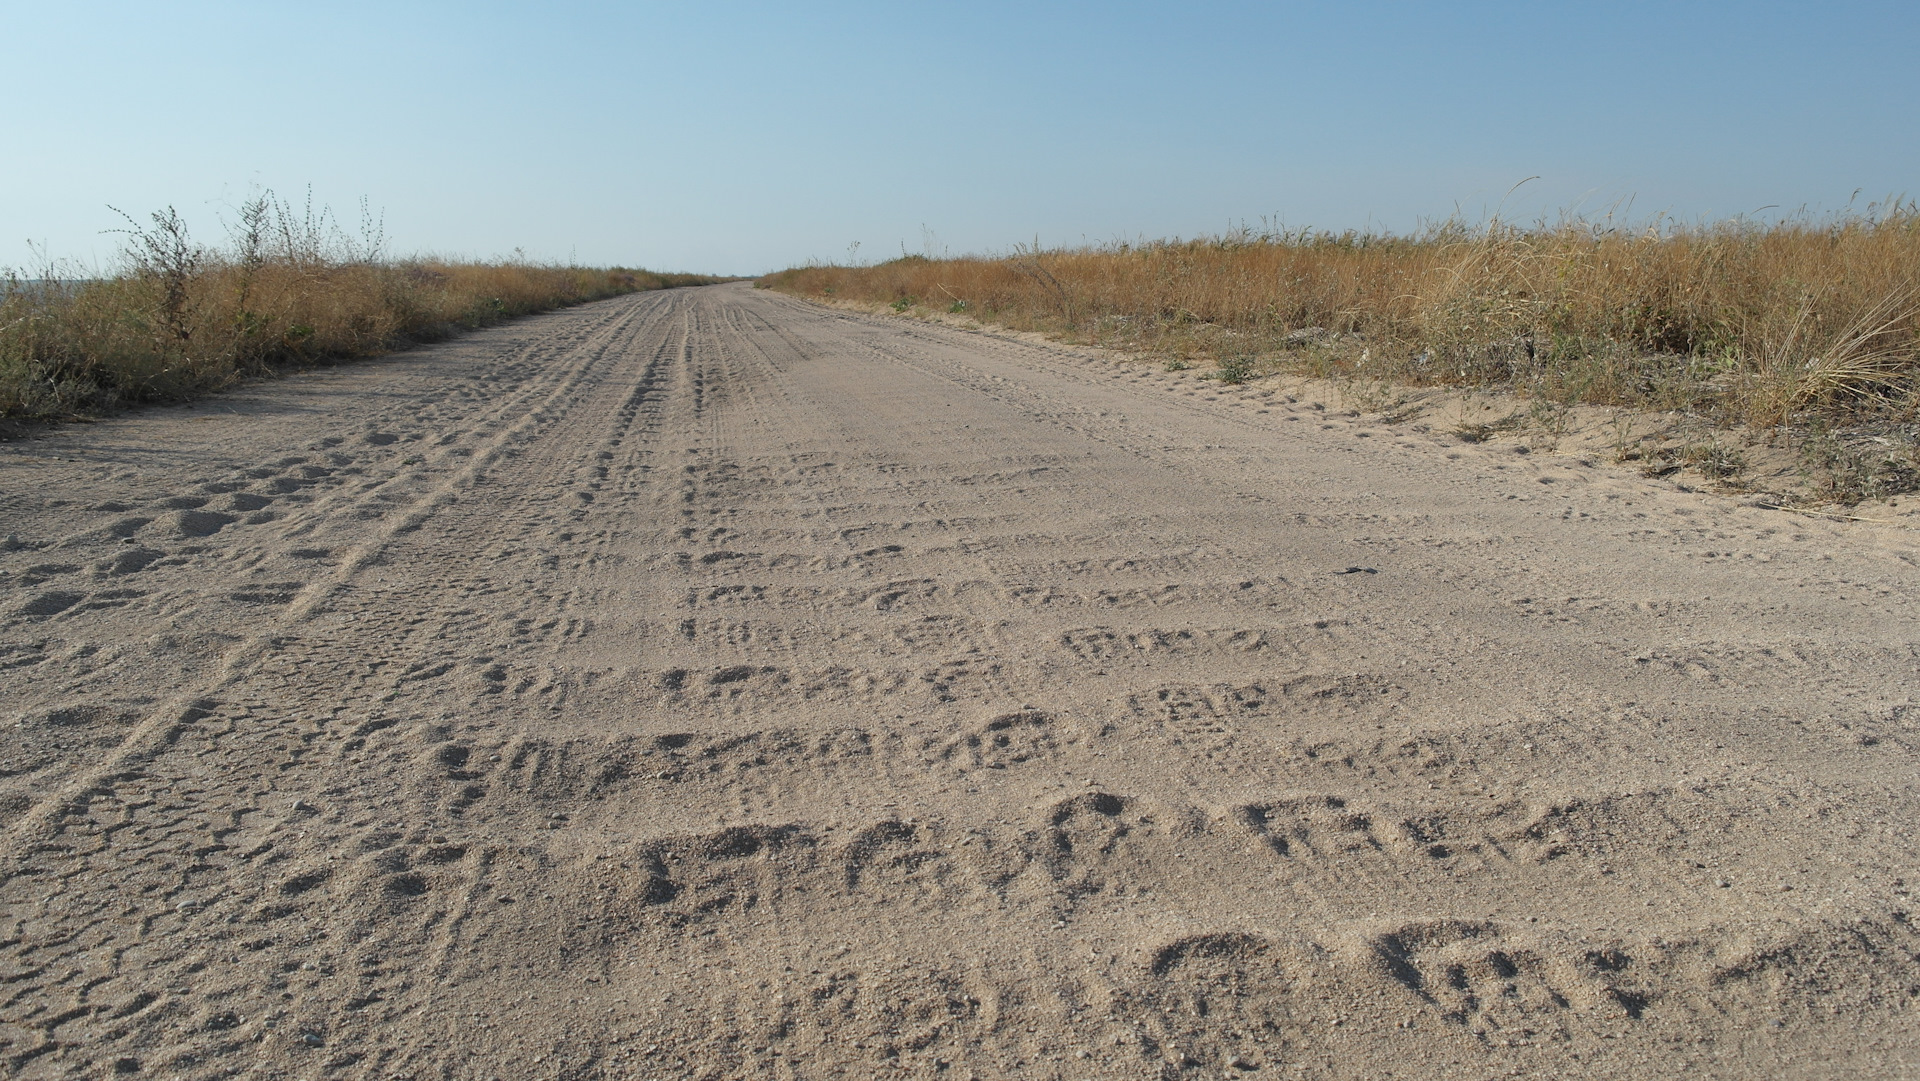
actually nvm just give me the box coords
[1793,419,1920,504]
[1454,412,1529,443]
[2,191,731,425]
[1206,354,1258,385]
[761,205,1920,496]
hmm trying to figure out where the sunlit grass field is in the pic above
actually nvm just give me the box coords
[2,193,729,424]
[764,206,1920,500]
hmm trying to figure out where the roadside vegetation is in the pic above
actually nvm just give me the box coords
[2,191,730,426]
[762,205,1920,503]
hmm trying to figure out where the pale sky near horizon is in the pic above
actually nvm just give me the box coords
[3,1,1915,275]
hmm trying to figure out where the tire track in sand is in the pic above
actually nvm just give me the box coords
[2,284,1919,1079]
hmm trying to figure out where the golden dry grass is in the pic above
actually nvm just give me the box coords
[762,208,1920,432]
[2,197,729,424]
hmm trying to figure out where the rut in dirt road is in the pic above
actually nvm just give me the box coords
[2,282,1918,1080]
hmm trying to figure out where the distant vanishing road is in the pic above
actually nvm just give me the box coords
[4,282,1918,1079]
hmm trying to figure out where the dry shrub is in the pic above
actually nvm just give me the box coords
[1,194,729,423]
[761,206,1920,431]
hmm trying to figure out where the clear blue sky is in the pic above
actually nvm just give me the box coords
[4,1,1915,275]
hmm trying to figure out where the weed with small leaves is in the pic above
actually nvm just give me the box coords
[1209,355,1258,384]
[1454,413,1528,443]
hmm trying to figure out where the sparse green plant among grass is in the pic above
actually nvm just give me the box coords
[1209,354,1258,384]
[1165,358,1192,372]
[1454,412,1529,443]
[890,296,914,313]
[1343,379,1417,419]
[1681,441,1747,482]
[1609,412,1638,463]
[1796,420,1920,503]
[1526,397,1576,437]
[108,204,203,348]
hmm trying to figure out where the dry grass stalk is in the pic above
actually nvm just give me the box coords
[1752,288,1919,424]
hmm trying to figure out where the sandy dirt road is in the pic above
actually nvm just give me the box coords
[3,282,1919,1080]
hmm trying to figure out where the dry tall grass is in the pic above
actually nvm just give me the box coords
[2,195,728,424]
[762,208,1920,433]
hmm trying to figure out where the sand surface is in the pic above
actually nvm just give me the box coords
[3,282,1918,1080]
